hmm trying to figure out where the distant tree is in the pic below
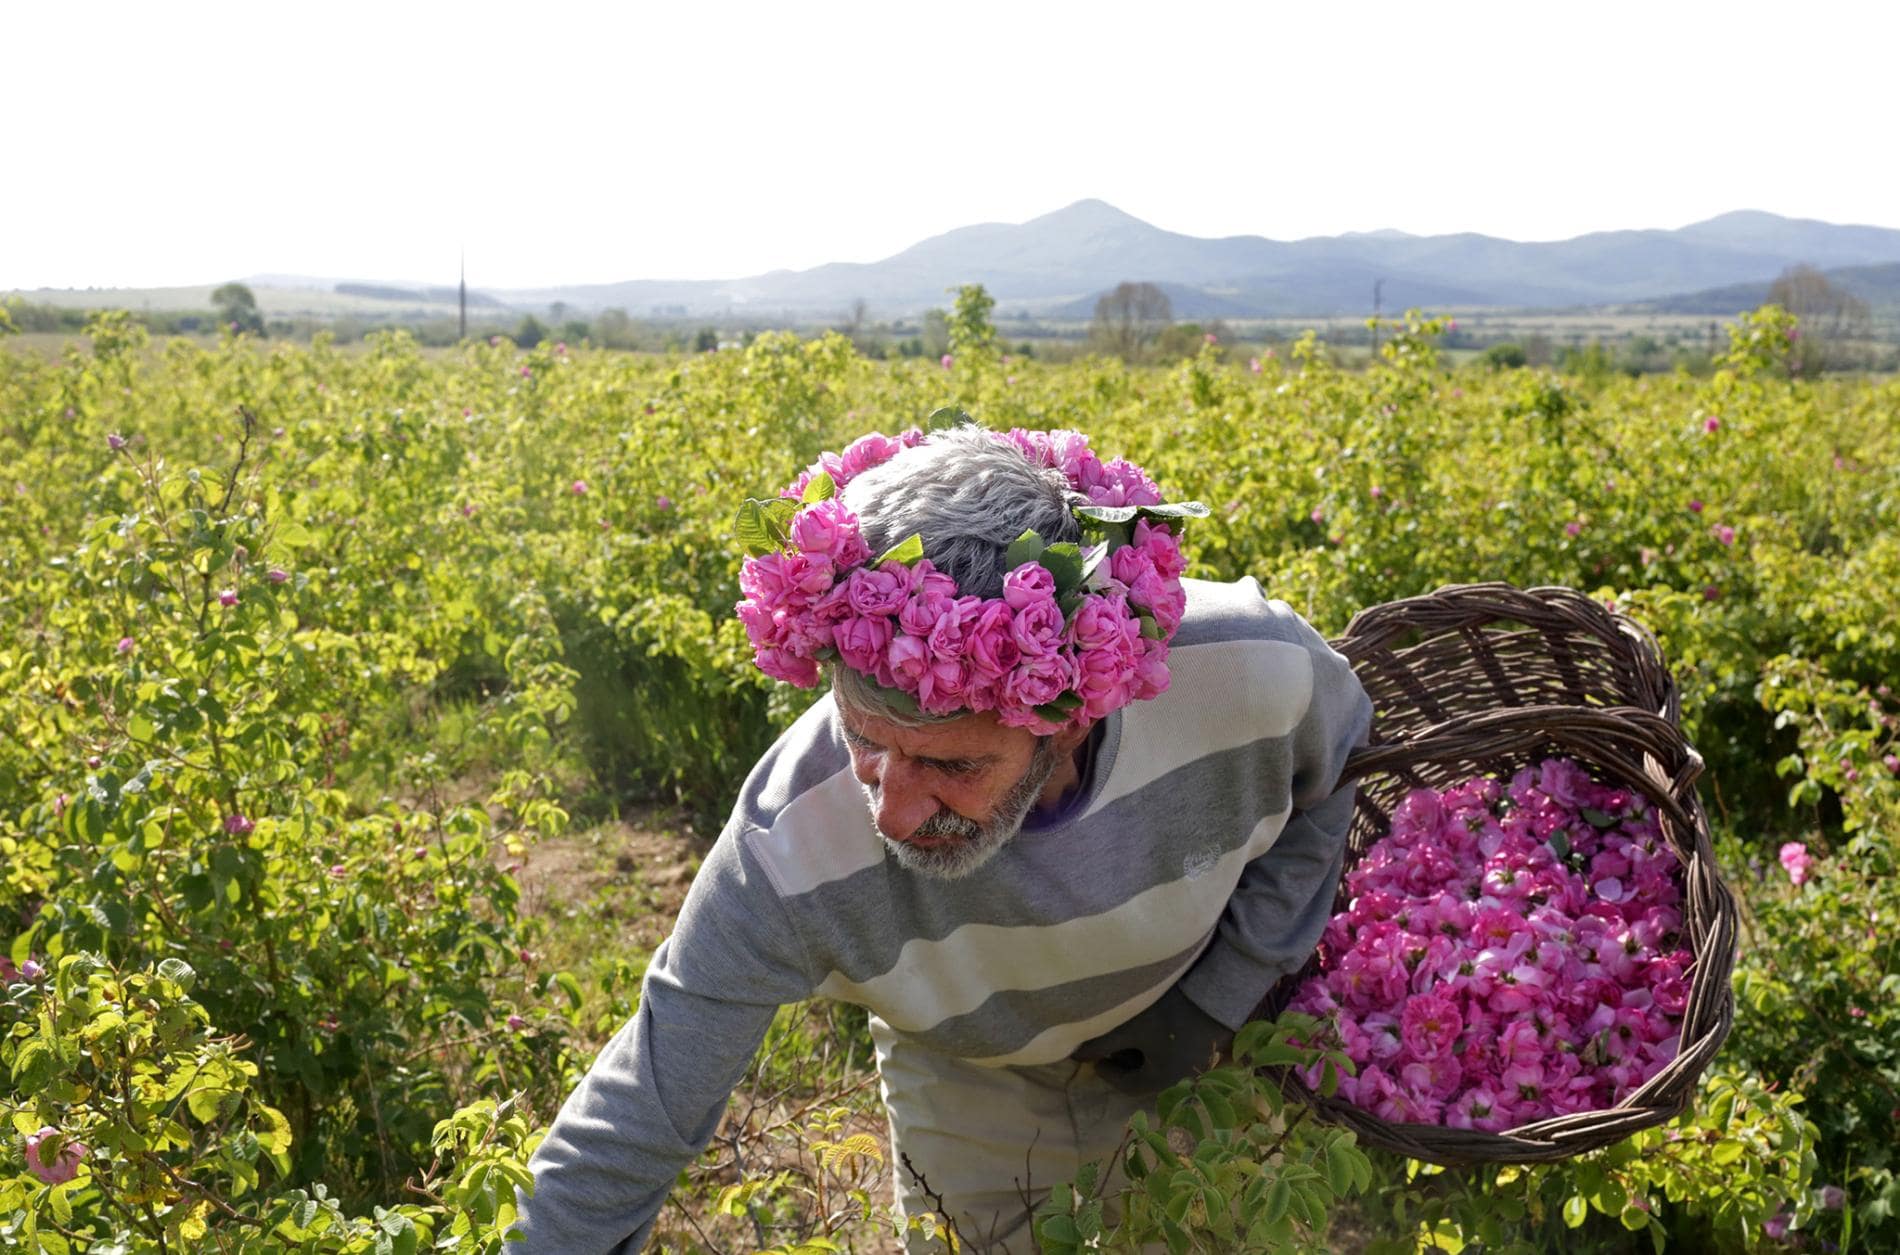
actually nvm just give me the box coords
[947,284,998,359]
[211,282,265,336]
[1090,281,1172,362]
[1479,342,1528,370]
[921,309,950,359]
[514,315,547,349]
[694,326,719,352]
[560,319,591,345]
[549,301,569,323]
[594,308,635,349]
[1764,264,1871,374]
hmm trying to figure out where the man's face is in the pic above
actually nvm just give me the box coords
[838,705,1060,880]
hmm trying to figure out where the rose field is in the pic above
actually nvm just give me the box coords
[3,308,1898,1253]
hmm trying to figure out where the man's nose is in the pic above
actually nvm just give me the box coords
[868,759,940,843]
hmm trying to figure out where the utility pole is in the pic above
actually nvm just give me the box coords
[458,249,467,342]
[1371,278,1384,360]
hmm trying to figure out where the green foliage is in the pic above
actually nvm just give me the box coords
[945,284,997,361]
[1362,1071,1814,1254]
[1034,1015,1370,1253]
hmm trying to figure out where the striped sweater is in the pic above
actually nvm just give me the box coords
[510,577,1373,1252]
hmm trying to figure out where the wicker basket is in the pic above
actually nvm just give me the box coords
[1260,582,1738,1165]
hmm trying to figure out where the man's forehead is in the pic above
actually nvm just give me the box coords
[838,705,1019,759]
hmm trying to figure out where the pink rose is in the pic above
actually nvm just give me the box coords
[838,432,904,481]
[1081,458,1162,507]
[1009,593,1066,656]
[1398,987,1466,1055]
[1133,520,1186,579]
[844,562,914,617]
[1066,592,1134,650]
[1130,638,1170,700]
[1778,841,1813,886]
[790,499,870,567]
[1001,563,1057,610]
[741,550,835,611]
[833,614,894,676]
[755,646,820,688]
[24,1127,86,1185]
[964,603,1020,679]
[1072,638,1139,720]
[1001,652,1071,713]
[886,632,931,691]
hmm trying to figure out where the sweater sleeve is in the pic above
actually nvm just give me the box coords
[507,823,820,1253]
[1176,603,1372,1031]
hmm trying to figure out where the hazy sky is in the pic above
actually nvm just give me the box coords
[7,0,1896,291]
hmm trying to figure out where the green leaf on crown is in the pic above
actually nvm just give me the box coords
[1074,500,1211,525]
[1005,529,1047,569]
[875,533,925,567]
[1138,613,1164,640]
[733,497,800,557]
[1036,542,1083,593]
[1033,692,1086,722]
[927,406,974,431]
[875,682,923,717]
[800,470,836,505]
[1079,542,1109,586]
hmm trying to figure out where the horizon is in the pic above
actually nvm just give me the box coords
[12,203,1897,299]
[6,1,1898,291]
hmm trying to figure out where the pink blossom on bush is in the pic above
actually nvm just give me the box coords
[571,479,588,495]
[1711,524,1736,546]
[218,588,239,607]
[1249,357,1262,373]
[117,636,134,653]
[24,1128,86,1185]
[1564,521,1582,538]
[21,958,44,980]
[1688,499,1704,514]
[940,354,953,369]
[1778,841,1814,886]
[107,433,126,450]
[224,814,254,836]
[506,1014,528,1032]
[268,568,290,583]
[656,495,673,510]
[1705,416,1721,433]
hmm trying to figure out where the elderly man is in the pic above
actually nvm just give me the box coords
[510,423,1372,1252]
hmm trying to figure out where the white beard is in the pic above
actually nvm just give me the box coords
[865,740,1060,880]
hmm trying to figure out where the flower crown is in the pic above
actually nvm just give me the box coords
[732,424,1206,735]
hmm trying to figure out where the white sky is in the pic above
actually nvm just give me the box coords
[6,0,1897,291]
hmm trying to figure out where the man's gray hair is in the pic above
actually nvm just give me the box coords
[830,424,1083,726]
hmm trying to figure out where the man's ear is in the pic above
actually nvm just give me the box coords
[1051,717,1096,757]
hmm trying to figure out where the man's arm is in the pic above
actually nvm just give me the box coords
[1175,603,1372,1031]
[508,826,818,1253]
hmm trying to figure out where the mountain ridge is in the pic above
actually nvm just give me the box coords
[487,200,1900,318]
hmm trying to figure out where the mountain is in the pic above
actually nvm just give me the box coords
[498,202,1900,319]
[1629,261,1900,316]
